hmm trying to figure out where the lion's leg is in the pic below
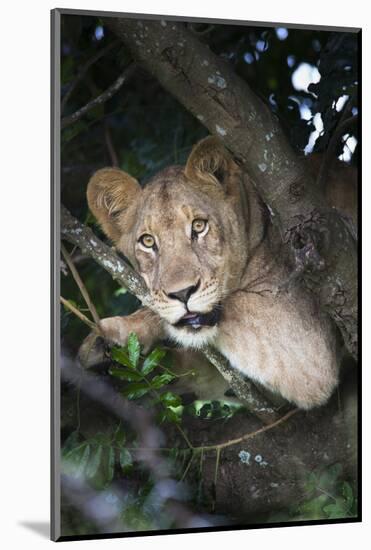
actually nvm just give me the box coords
[78,308,164,367]
[99,308,164,351]
[166,349,239,403]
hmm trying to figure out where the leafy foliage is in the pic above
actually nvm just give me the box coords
[268,463,357,522]
[62,425,127,490]
[62,334,186,488]
[108,334,181,423]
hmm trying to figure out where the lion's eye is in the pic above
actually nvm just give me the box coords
[140,234,155,248]
[192,219,208,235]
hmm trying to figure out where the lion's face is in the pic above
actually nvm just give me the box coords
[87,138,252,347]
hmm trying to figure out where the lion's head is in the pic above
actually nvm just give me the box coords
[87,137,264,347]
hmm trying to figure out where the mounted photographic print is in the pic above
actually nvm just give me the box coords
[51,8,360,542]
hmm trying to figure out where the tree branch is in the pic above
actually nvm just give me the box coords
[61,63,135,129]
[61,205,150,304]
[60,296,97,331]
[104,120,119,167]
[61,205,279,422]
[105,17,358,358]
[61,39,120,113]
[61,243,101,325]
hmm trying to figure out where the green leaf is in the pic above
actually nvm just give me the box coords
[114,424,126,447]
[319,463,342,492]
[122,382,150,400]
[76,444,91,478]
[89,432,112,446]
[342,482,354,507]
[106,447,115,484]
[109,367,143,382]
[157,408,181,424]
[159,391,182,408]
[323,498,348,519]
[121,504,153,531]
[299,494,328,519]
[62,443,90,479]
[91,446,115,490]
[150,374,175,389]
[304,472,318,494]
[128,333,141,368]
[160,352,174,371]
[114,287,127,297]
[119,448,133,473]
[142,348,166,376]
[111,347,134,369]
[86,445,103,479]
[198,403,212,419]
[62,430,80,456]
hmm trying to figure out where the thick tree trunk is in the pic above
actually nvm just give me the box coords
[105,17,358,358]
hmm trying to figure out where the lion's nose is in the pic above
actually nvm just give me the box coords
[167,280,200,304]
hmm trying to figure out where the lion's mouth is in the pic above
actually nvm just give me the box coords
[174,307,221,330]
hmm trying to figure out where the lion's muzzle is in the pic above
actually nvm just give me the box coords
[174,307,221,330]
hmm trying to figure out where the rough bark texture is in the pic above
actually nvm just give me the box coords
[105,17,358,358]
[61,206,278,420]
[61,205,149,304]
[180,368,357,521]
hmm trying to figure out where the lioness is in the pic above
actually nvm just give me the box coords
[83,137,339,409]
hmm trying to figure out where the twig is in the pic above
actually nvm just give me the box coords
[214,447,221,484]
[104,120,119,167]
[197,408,299,452]
[61,244,100,325]
[60,296,98,331]
[122,409,299,454]
[211,447,221,511]
[180,452,195,483]
[61,64,135,129]
[61,39,120,113]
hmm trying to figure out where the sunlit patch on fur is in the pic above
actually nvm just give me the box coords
[165,324,218,349]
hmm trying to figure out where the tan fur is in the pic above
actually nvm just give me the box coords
[85,137,349,409]
[87,168,141,241]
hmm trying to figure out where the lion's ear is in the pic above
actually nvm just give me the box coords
[87,168,141,242]
[185,136,237,190]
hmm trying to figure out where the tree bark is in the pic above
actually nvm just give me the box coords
[175,369,357,520]
[105,17,358,358]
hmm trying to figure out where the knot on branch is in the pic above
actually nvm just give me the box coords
[286,210,328,275]
[277,210,330,294]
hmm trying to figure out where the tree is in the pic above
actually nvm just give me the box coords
[59,14,359,535]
